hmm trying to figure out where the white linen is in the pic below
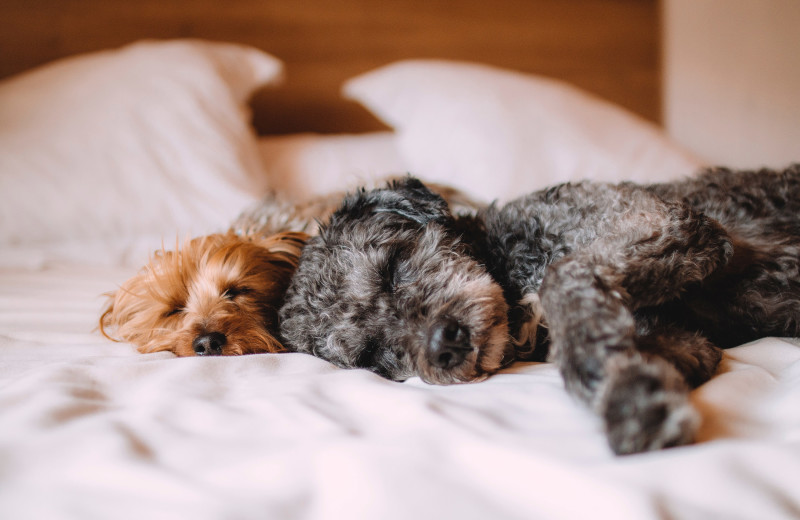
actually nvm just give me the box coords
[0,262,798,519]
[258,132,406,201]
[0,40,280,246]
[344,60,705,202]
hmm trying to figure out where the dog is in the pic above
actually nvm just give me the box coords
[278,166,800,454]
[98,188,341,356]
[99,230,308,356]
[100,181,484,357]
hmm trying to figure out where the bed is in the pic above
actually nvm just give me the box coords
[2,2,799,519]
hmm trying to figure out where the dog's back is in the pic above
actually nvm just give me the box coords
[646,165,800,346]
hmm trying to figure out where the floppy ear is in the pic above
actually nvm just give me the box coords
[375,176,452,224]
[329,176,452,229]
[249,231,309,268]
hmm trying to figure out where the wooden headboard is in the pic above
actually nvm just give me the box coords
[0,0,661,134]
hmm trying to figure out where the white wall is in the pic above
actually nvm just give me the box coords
[663,0,800,168]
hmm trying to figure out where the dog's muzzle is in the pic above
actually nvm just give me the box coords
[426,318,472,370]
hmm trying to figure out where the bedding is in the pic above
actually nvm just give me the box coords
[256,131,405,201]
[0,39,280,245]
[1,41,799,519]
[344,59,704,202]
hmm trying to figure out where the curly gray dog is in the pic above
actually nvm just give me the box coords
[279,165,800,454]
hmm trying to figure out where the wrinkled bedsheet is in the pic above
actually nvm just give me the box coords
[1,263,799,519]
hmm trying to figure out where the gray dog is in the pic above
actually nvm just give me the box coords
[279,166,800,454]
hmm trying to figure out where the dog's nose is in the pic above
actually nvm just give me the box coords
[426,318,471,370]
[192,332,226,356]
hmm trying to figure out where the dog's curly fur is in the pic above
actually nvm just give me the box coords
[280,180,507,383]
[100,181,484,358]
[279,165,800,454]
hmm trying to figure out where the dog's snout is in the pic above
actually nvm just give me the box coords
[192,332,226,356]
[426,318,471,370]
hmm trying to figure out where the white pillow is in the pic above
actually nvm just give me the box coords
[343,60,704,202]
[0,39,281,245]
[257,131,406,201]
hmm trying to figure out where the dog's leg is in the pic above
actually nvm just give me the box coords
[538,206,731,454]
[540,259,701,454]
[604,204,734,308]
[602,327,723,454]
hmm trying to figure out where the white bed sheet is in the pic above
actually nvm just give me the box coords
[1,259,799,519]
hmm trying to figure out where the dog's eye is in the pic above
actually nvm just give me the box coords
[223,286,250,299]
[163,307,184,318]
[382,248,409,292]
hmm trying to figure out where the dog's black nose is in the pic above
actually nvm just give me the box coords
[192,332,226,356]
[426,319,471,370]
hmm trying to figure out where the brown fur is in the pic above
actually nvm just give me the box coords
[99,231,307,356]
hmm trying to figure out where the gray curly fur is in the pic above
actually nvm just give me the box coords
[279,165,800,455]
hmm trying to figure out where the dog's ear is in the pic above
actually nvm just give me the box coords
[376,176,452,224]
[248,231,309,268]
[334,176,452,226]
[319,176,453,245]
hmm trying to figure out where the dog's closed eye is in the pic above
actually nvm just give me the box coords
[381,248,411,293]
[163,307,184,318]
[222,286,251,299]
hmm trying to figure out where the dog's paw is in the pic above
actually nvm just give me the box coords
[600,356,699,455]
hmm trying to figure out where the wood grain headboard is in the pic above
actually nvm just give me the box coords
[0,0,661,134]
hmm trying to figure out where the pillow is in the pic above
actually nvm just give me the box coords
[0,39,281,246]
[257,131,406,201]
[343,60,704,202]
